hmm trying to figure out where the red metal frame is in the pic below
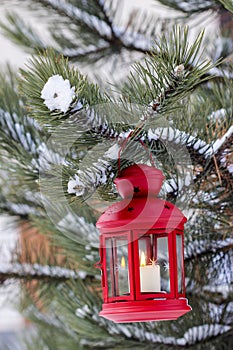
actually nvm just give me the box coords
[101,229,184,302]
[102,231,134,303]
[99,299,191,323]
[175,231,186,297]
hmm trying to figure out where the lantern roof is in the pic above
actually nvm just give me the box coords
[97,164,187,232]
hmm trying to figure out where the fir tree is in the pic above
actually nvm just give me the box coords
[0,1,232,349]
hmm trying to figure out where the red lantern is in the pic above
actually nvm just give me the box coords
[96,164,191,323]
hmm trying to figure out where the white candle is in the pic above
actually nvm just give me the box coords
[139,252,161,292]
[140,264,161,292]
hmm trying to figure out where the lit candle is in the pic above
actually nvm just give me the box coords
[118,255,129,295]
[139,252,161,293]
[121,255,126,269]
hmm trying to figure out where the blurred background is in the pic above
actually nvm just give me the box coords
[0,1,232,349]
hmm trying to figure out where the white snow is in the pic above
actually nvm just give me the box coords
[15,123,30,150]
[203,284,232,299]
[110,322,231,345]
[0,216,19,264]
[68,174,85,196]
[105,143,120,159]
[43,1,154,53]
[3,203,39,216]
[185,237,233,259]
[205,125,233,156]
[35,141,66,171]
[114,27,153,51]
[148,128,159,141]
[0,262,80,279]
[0,109,39,154]
[75,304,91,318]
[227,164,233,173]
[178,324,231,345]
[208,108,227,121]
[41,74,75,113]
[0,216,26,331]
[174,64,185,77]
[77,270,87,279]
[162,179,178,193]
[45,0,112,38]
[209,66,233,79]
[147,125,233,172]
[147,127,202,151]
[63,42,109,57]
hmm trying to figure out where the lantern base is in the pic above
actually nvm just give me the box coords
[99,298,191,323]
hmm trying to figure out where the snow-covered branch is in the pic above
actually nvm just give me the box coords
[205,125,233,157]
[39,0,152,54]
[40,0,112,39]
[0,262,86,280]
[68,122,232,197]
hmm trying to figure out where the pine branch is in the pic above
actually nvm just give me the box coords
[185,239,233,261]
[0,11,232,349]
[0,262,81,281]
[95,0,115,38]
[66,121,231,201]
[218,0,233,12]
[19,49,108,127]
[0,0,161,66]
[156,0,220,15]
[2,0,231,85]
[30,213,100,275]
[0,11,46,52]
[31,0,154,54]
[122,27,219,108]
[38,0,113,41]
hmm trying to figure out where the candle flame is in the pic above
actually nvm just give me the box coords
[140,251,146,267]
[121,255,126,268]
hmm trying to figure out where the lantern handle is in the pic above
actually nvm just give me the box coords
[117,124,155,174]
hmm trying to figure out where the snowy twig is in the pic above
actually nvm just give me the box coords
[205,125,233,157]
[0,262,86,280]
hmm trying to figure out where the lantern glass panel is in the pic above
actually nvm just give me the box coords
[106,237,129,298]
[138,235,170,294]
[157,236,170,293]
[176,234,184,294]
[106,239,113,298]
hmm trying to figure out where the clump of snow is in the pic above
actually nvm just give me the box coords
[227,164,233,174]
[174,64,185,77]
[41,75,75,113]
[75,304,91,318]
[208,108,227,121]
[77,270,87,279]
[68,174,85,196]
[105,143,119,159]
